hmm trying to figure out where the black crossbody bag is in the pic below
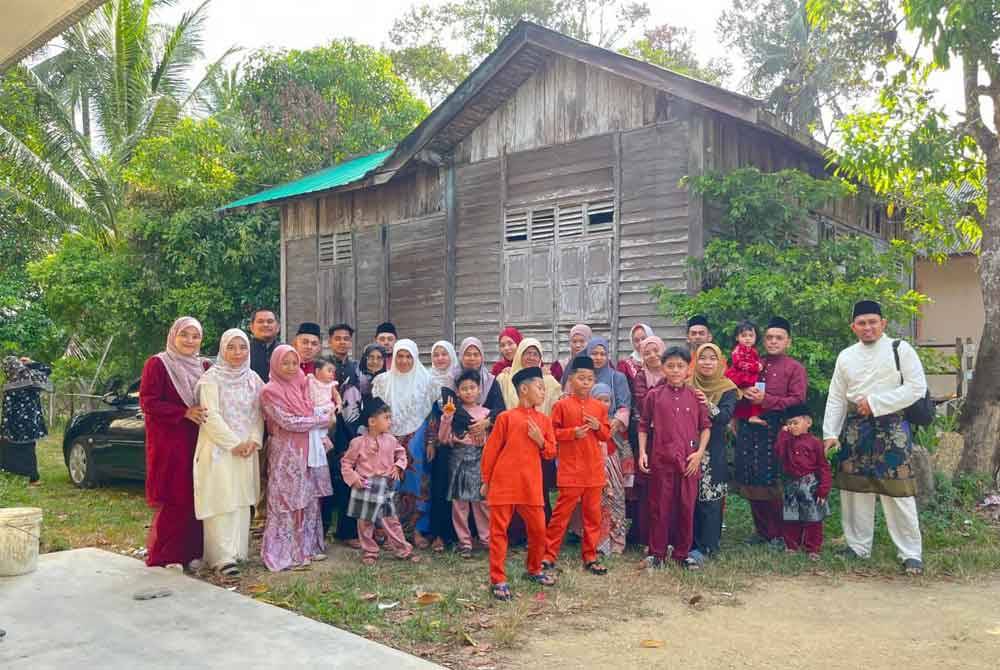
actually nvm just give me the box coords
[892,339,935,426]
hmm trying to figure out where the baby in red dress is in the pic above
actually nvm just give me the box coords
[725,321,766,427]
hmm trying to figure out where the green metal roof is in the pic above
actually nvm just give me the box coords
[219,148,395,210]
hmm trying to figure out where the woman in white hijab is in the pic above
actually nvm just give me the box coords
[372,339,442,547]
[193,329,264,577]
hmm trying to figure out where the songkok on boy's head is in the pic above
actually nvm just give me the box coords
[852,300,882,320]
[296,322,322,338]
[784,403,812,422]
[572,356,595,371]
[687,314,709,330]
[359,396,388,425]
[375,321,397,336]
[766,316,791,335]
[512,366,543,389]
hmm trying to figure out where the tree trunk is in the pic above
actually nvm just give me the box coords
[957,147,1000,486]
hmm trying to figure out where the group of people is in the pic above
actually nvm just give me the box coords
[137,298,929,598]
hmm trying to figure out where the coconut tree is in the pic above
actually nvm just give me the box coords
[0,0,233,243]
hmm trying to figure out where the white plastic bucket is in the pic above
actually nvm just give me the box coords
[0,507,43,576]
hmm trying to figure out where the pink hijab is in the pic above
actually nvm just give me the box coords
[155,316,207,407]
[260,344,314,418]
[640,336,666,387]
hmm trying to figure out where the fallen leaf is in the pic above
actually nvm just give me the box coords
[361,592,378,602]
[688,594,703,606]
[416,592,444,606]
[246,583,269,594]
[462,632,478,647]
[640,639,665,648]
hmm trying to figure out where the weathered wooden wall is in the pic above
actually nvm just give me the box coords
[453,158,503,360]
[455,55,673,164]
[278,163,444,357]
[617,121,692,353]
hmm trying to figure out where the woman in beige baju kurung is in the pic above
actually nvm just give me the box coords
[194,328,264,577]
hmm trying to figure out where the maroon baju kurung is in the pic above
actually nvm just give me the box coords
[140,356,207,567]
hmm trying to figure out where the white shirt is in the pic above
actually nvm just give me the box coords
[822,334,927,440]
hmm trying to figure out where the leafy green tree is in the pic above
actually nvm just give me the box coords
[0,0,230,241]
[718,0,900,141]
[389,0,651,102]
[686,168,852,246]
[236,40,429,188]
[809,0,1000,482]
[621,24,732,85]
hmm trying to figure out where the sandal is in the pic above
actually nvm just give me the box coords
[310,553,328,562]
[523,571,557,586]
[903,558,924,576]
[413,533,431,550]
[492,582,512,601]
[397,552,422,563]
[584,561,608,575]
[682,557,701,571]
[541,560,557,571]
[459,546,473,559]
[362,556,377,566]
[431,537,445,553]
[217,562,241,577]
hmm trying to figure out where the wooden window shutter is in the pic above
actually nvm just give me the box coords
[531,208,556,243]
[558,204,585,239]
[504,210,528,243]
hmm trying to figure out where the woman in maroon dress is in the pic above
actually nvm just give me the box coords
[140,316,210,568]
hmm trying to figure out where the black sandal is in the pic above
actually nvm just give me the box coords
[541,560,557,571]
[217,563,241,577]
[584,561,608,575]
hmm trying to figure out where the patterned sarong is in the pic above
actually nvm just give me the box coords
[733,413,783,500]
[782,473,830,522]
[835,412,916,497]
[347,476,397,523]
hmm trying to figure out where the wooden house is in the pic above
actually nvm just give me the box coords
[222,21,897,361]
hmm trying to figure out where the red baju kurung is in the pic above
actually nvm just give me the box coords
[544,395,611,564]
[140,356,207,567]
[640,383,710,562]
[481,406,556,584]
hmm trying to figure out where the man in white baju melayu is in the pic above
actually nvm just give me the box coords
[823,300,928,575]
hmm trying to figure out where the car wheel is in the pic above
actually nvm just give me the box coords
[68,439,98,488]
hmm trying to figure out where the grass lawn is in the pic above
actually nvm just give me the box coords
[3,434,999,668]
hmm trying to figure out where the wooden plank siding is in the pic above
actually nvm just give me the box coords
[388,215,448,361]
[454,158,504,360]
[455,55,673,165]
[617,121,692,352]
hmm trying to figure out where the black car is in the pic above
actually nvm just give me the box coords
[62,379,146,487]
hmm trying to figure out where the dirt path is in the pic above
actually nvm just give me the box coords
[507,576,1000,670]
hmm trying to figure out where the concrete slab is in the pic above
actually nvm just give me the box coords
[0,548,440,669]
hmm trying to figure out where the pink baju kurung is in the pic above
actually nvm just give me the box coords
[260,403,333,571]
